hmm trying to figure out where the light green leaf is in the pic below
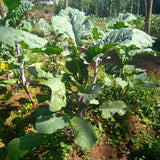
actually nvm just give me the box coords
[115,77,128,89]
[71,117,97,151]
[98,100,127,118]
[37,18,51,35]
[104,77,112,86]
[101,28,154,48]
[133,71,148,82]
[0,26,47,48]
[89,99,99,105]
[6,133,44,160]
[35,113,69,134]
[42,77,66,112]
[3,79,17,84]
[21,20,32,31]
[106,12,137,29]
[51,7,94,46]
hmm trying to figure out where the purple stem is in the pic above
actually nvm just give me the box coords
[7,72,9,80]
[17,44,34,105]
[93,57,99,84]
[77,94,84,118]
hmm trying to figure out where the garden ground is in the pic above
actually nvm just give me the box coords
[0,51,160,160]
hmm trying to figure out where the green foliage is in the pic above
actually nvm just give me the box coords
[99,28,154,48]
[21,20,32,31]
[106,12,137,29]
[3,0,21,12]
[92,27,99,40]
[4,1,34,28]
[2,8,159,159]
[28,66,53,79]
[42,77,66,112]
[79,83,104,104]
[35,109,69,134]
[0,26,47,48]
[71,117,97,151]
[98,100,127,118]
[51,7,94,46]
[6,133,44,160]
[37,18,51,35]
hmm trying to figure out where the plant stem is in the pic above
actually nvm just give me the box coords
[7,72,9,80]
[17,44,34,105]
[93,57,99,84]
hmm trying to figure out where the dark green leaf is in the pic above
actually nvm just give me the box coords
[6,133,44,160]
[71,117,97,151]
[35,114,69,134]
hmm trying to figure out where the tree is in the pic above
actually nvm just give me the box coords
[65,0,68,8]
[137,0,140,14]
[145,0,154,34]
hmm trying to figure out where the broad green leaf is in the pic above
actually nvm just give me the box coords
[98,100,127,118]
[51,7,94,46]
[6,133,44,160]
[85,45,103,63]
[71,117,97,151]
[115,77,128,89]
[133,71,148,82]
[0,26,47,48]
[42,77,66,112]
[106,12,137,29]
[21,20,32,31]
[5,1,34,27]
[79,83,104,104]
[66,57,88,81]
[100,28,154,48]
[85,44,114,63]
[3,0,21,12]
[35,113,69,134]
[37,18,51,35]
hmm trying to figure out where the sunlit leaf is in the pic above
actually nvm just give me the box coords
[42,77,66,112]
[98,100,127,118]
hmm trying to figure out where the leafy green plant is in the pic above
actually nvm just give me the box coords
[5,8,157,160]
[4,0,34,28]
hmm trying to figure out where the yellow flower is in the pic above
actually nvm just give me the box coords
[0,62,6,70]
[0,62,13,70]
